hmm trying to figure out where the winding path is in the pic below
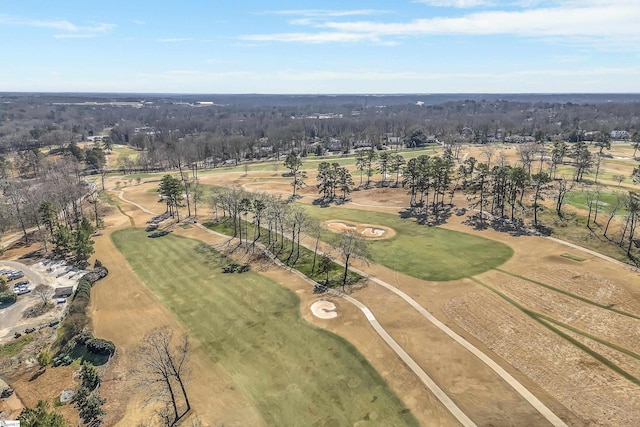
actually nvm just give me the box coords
[114,189,476,426]
[114,188,567,426]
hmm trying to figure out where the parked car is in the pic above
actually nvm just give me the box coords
[7,272,24,281]
[49,320,60,327]
[15,288,31,295]
[24,327,36,334]
[1,387,14,398]
[56,298,67,304]
[14,280,29,287]
[13,332,21,339]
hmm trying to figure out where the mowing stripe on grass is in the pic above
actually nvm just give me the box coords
[495,268,640,320]
[534,312,640,361]
[112,228,419,427]
[471,277,640,388]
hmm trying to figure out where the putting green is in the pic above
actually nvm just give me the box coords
[112,228,418,427]
[301,205,514,281]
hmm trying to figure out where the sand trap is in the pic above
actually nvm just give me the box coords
[362,227,385,237]
[324,220,396,240]
[311,300,338,319]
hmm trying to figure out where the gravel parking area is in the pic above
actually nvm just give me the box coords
[0,260,86,342]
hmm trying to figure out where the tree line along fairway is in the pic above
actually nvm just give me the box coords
[111,228,419,427]
[301,205,514,281]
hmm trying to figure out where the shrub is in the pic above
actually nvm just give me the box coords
[59,313,88,346]
[67,298,89,315]
[80,363,101,390]
[74,280,92,301]
[0,291,16,305]
[75,331,94,345]
[86,338,115,356]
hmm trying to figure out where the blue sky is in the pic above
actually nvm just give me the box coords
[1,0,639,93]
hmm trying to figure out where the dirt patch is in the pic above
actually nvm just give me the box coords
[323,220,396,240]
[310,300,338,319]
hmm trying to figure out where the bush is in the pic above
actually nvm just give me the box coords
[0,291,16,305]
[75,331,94,345]
[74,280,92,301]
[86,338,115,356]
[59,313,89,346]
[68,298,89,315]
[80,363,101,390]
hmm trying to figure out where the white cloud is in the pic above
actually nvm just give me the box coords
[133,20,146,25]
[321,4,639,38]
[243,1,640,48]
[0,14,115,37]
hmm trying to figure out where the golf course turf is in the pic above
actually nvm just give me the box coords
[301,205,514,281]
[112,228,418,427]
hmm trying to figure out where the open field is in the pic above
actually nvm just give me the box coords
[7,141,633,426]
[112,228,418,427]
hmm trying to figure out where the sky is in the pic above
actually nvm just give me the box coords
[1,0,639,94]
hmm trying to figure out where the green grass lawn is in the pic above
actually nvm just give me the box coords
[564,190,629,215]
[0,334,33,358]
[300,205,513,281]
[112,228,418,427]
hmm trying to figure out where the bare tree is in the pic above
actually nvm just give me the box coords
[337,230,369,291]
[481,144,497,169]
[516,143,537,175]
[34,284,53,307]
[132,327,191,427]
[554,177,574,218]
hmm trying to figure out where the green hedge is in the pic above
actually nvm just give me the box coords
[86,338,115,356]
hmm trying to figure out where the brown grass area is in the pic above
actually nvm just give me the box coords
[90,203,266,426]
[98,167,640,426]
[8,365,80,424]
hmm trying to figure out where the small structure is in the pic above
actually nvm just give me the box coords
[53,286,73,298]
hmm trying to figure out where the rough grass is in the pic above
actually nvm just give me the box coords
[0,334,33,357]
[300,205,514,281]
[112,228,418,427]
[564,190,629,215]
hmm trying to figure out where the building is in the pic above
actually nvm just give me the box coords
[53,286,74,298]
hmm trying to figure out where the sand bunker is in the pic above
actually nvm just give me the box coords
[324,220,396,240]
[311,300,338,319]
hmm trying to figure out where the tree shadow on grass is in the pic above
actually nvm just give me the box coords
[148,230,170,238]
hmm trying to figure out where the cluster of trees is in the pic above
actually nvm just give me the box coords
[4,93,640,181]
[72,362,106,426]
[211,188,310,264]
[316,162,353,204]
[0,154,98,260]
[403,154,456,223]
[0,277,16,304]
[354,149,406,188]
[210,187,368,288]
[18,401,67,427]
